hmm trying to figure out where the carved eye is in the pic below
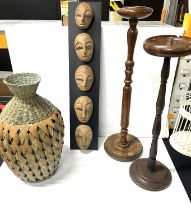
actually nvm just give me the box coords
[76,76,83,81]
[86,42,93,49]
[75,103,82,111]
[76,13,82,18]
[87,76,93,81]
[75,44,83,51]
[86,131,92,138]
[76,135,82,139]
[86,103,93,111]
[85,11,93,19]
[75,10,83,18]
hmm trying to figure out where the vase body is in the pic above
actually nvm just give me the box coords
[0,73,64,182]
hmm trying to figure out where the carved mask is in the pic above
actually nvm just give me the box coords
[75,65,94,91]
[74,33,94,62]
[75,2,94,29]
[75,125,93,150]
[74,96,93,123]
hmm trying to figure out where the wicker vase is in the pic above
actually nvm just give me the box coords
[0,73,64,182]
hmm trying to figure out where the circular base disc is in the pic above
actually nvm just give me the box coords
[104,133,143,162]
[129,158,172,191]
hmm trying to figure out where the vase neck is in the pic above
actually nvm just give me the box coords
[8,84,38,99]
[3,73,41,99]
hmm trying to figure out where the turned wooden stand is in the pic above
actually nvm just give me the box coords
[129,35,191,191]
[104,6,153,161]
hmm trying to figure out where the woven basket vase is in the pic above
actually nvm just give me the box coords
[0,73,64,182]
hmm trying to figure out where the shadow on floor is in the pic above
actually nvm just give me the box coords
[163,135,191,202]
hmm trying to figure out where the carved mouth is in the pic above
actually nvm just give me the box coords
[80,119,87,122]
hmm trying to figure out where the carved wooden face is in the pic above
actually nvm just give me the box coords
[75,65,94,91]
[75,125,93,150]
[75,2,94,29]
[74,33,94,62]
[74,96,93,123]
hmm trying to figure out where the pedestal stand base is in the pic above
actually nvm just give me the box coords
[129,158,172,191]
[104,133,143,162]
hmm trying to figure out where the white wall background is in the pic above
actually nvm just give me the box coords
[4,21,183,144]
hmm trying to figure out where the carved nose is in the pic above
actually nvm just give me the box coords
[81,108,86,120]
[82,78,87,87]
[80,15,85,24]
[82,136,86,148]
[82,46,86,55]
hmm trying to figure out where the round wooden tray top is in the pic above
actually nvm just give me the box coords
[117,6,153,20]
[143,35,191,57]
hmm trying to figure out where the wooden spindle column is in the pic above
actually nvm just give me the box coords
[130,35,191,191]
[119,18,138,147]
[104,6,153,161]
[147,57,170,171]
